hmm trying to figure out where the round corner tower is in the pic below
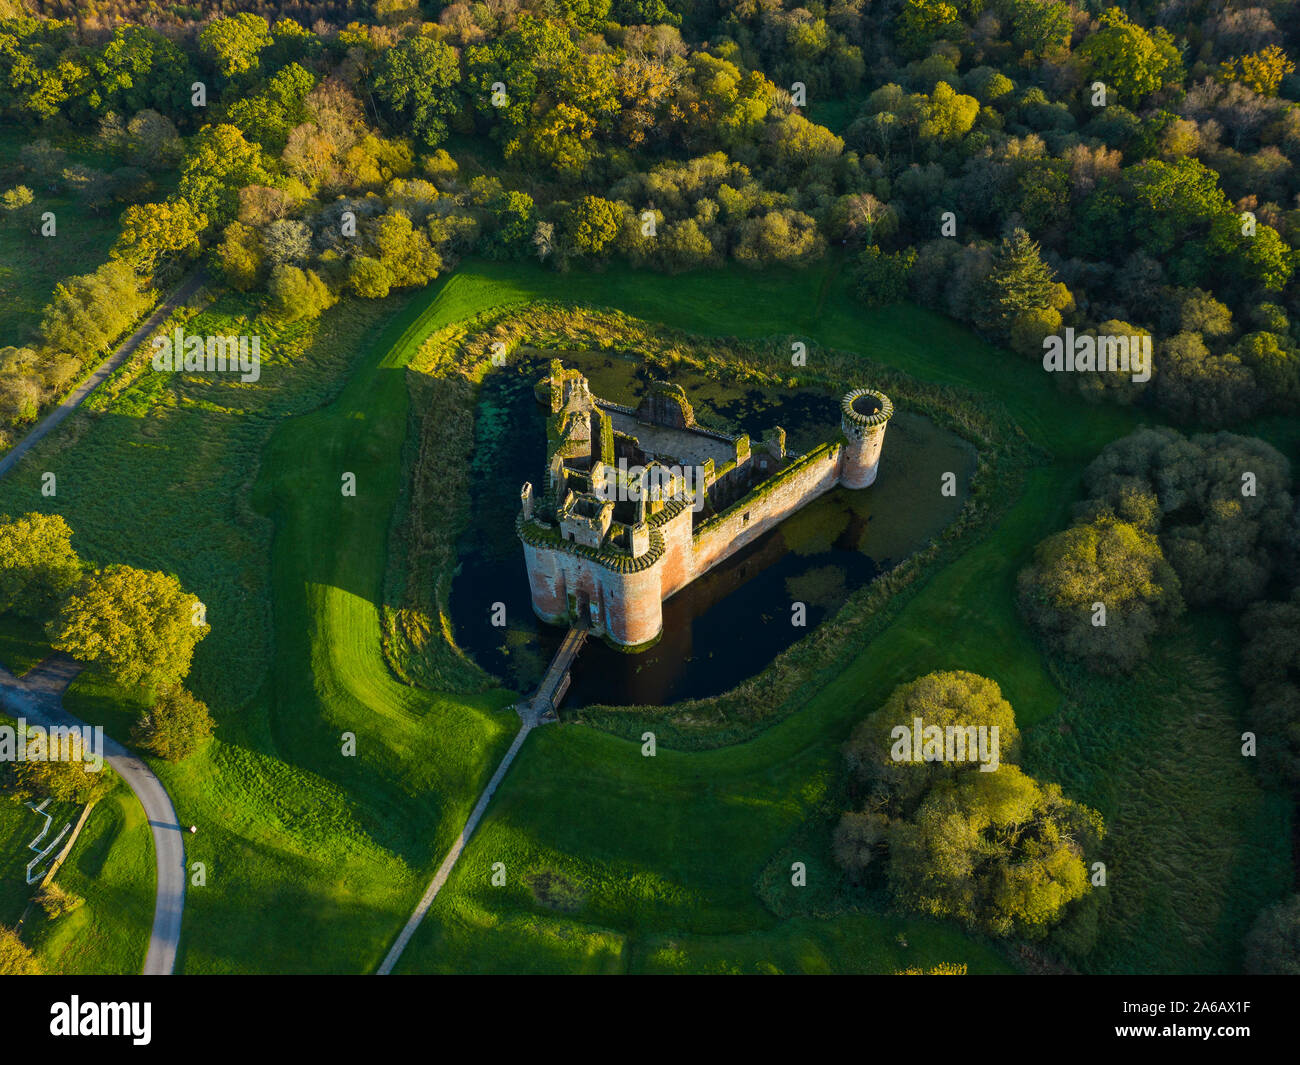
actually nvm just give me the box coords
[840,387,893,489]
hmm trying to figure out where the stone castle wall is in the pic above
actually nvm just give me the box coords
[522,539,665,648]
[524,441,849,648]
[668,443,843,598]
[520,376,891,650]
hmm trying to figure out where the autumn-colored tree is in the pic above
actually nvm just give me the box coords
[39,261,152,358]
[4,756,114,805]
[199,13,273,79]
[565,195,622,256]
[839,671,1101,937]
[113,199,207,273]
[888,766,1102,937]
[1220,45,1294,97]
[268,263,337,321]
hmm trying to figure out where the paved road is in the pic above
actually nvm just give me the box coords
[0,656,185,975]
[0,274,200,973]
[0,271,205,479]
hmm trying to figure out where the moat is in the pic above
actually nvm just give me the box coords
[451,350,977,707]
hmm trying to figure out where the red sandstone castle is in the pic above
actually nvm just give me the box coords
[517,361,892,650]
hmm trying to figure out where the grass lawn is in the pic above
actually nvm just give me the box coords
[20,787,154,975]
[0,714,152,975]
[0,256,1288,973]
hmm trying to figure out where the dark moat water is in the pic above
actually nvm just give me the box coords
[449,350,977,707]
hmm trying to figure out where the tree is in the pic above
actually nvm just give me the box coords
[1081,427,1294,610]
[1125,158,1228,283]
[113,200,207,273]
[126,110,184,171]
[888,766,1101,937]
[855,246,915,306]
[176,124,272,229]
[199,13,273,79]
[1017,516,1183,673]
[1153,332,1264,426]
[48,565,209,691]
[1244,895,1300,974]
[0,926,40,975]
[132,686,215,762]
[370,211,441,287]
[979,228,1055,335]
[39,261,152,358]
[896,0,960,59]
[917,82,979,143]
[1221,45,1294,97]
[840,671,1101,938]
[1079,7,1182,106]
[765,114,844,186]
[261,219,312,267]
[0,373,41,426]
[90,25,190,117]
[733,209,823,266]
[843,670,1021,814]
[1008,0,1073,60]
[371,37,461,148]
[484,188,536,255]
[465,16,620,178]
[833,809,889,875]
[4,753,114,804]
[268,264,337,321]
[0,184,33,221]
[19,140,67,188]
[658,217,715,271]
[348,255,392,299]
[225,63,316,152]
[1234,331,1300,409]
[0,512,81,618]
[565,195,622,256]
[215,221,265,290]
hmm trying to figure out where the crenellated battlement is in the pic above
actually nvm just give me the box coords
[518,363,892,649]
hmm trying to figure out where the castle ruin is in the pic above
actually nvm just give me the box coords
[517,360,892,650]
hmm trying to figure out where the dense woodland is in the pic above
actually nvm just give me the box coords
[1,1,1299,439]
[0,0,1298,973]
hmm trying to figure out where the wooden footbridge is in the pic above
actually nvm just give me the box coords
[524,620,589,723]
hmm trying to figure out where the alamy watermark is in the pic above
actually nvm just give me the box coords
[0,719,104,773]
[1043,328,1151,383]
[152,326,261,383]
[890,718,1001,772]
